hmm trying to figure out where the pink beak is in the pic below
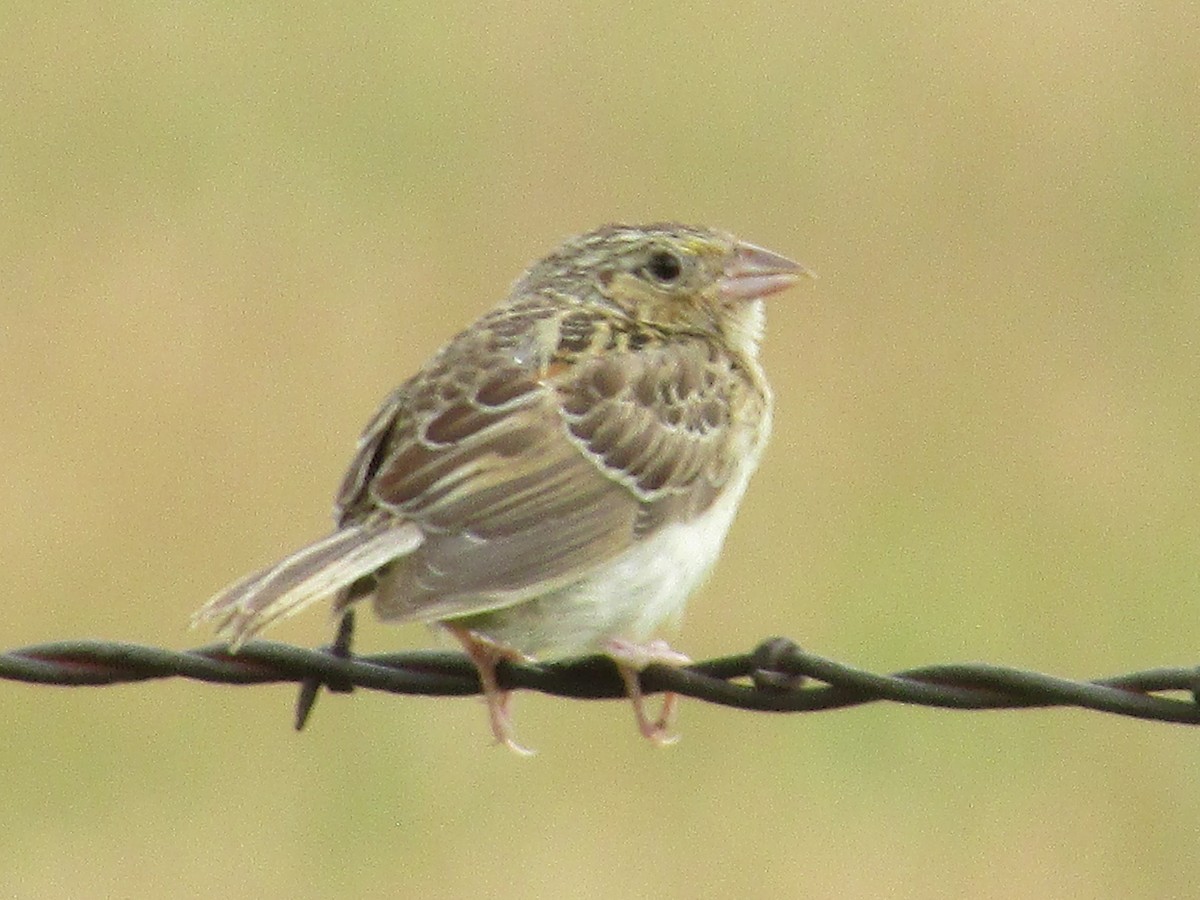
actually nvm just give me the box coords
[718,241,814,302]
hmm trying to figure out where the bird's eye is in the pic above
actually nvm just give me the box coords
[644,249,683,284]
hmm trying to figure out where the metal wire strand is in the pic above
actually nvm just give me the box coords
[3,621,1198,729]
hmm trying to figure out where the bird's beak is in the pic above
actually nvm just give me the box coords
[718,241,815,302]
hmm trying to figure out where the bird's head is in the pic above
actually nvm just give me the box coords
[516,223,812,355]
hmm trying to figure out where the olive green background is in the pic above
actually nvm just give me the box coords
[3,4,1199,898]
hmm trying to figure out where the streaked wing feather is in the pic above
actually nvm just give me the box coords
[334,386,407,525]
[366,369,640,619]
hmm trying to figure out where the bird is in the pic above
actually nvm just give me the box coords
[193,222,811,753]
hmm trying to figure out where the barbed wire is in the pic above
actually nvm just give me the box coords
[3,613,1197,730]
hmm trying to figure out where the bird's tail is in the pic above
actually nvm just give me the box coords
[192,519,423,650]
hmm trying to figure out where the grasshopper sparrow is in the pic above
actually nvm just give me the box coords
[194,223,810,752]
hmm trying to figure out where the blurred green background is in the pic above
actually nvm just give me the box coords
[3,3,1199,898]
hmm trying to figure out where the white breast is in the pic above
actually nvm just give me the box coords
[577,465,758,643]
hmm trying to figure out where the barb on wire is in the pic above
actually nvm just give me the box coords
[2,619,1198,729]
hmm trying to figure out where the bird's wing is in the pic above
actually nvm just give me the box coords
[355,316,764,623]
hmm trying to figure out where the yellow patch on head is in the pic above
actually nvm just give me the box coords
[676,236,721,257]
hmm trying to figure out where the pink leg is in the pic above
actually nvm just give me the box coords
[606,639,691,746]
[445,625,535,756]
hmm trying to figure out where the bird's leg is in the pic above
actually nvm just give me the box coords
[605,639,691,746]
[444,625,535,756]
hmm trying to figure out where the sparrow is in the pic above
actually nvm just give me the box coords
[193,223,810,753]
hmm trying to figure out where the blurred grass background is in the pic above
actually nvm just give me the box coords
[2,2,1199,898]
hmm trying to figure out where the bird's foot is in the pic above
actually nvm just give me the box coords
[606,639,691,746]
[446,625,536,756]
